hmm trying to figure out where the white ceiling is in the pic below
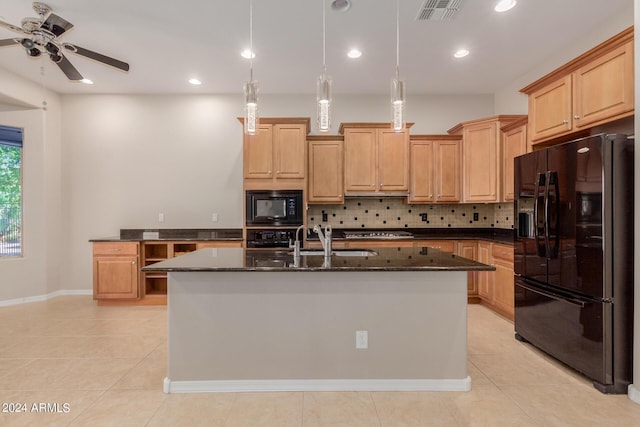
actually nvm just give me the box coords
[0,0,633,96]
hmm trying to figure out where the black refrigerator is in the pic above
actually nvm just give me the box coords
[513,133,634,394]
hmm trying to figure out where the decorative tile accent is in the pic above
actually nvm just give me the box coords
[308,199,514,229]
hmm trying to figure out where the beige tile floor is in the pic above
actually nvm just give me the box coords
[0,296,639,426]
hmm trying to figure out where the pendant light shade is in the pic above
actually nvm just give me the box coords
[391,0,405,132]
[244,79,259,135]
[244,0,259,135]
[317,0,332,132]
[317,70,331,132]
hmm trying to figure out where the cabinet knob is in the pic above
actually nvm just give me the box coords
[574,115,580,120]
[562,120,569,125]
[131,261,136,265]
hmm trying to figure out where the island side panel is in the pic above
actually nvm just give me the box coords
[167,271,467,386]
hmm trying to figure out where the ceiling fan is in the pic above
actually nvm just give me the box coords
[0,2,129,81]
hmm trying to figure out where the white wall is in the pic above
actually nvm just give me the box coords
[0,68,62,302]
[60,92,494,292]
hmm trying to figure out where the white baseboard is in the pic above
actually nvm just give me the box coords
[629,384,640,405]
[0,289,92,307]
[163,376,472,394]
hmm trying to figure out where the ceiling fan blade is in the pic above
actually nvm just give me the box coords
[62,43,129,72]
[0,19,32,37]
[0,38,19,47]
[40,13,73,37]
[53,54,83,80]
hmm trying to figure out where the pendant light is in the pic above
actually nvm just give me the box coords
[391,0,405,132]
[244,0,259,135]
[317,0,332,132]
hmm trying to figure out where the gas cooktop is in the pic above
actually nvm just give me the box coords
[343,231,414,240]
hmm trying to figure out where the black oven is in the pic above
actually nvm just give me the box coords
[245,190,303,226]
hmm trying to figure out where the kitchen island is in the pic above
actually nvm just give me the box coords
[144,246,494,393]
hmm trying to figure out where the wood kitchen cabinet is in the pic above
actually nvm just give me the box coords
[93,242,140,301]
[307,136,344,204]
[477,241,492,301]
[492,243,515,320]
[456,240,479,301]
[522,28,633,145]
[449,115,525,203]
[501,118,528,202]
[241,118,310,189]
[340,123,411,194]
[409,135,461,203]
[93,240,241,305]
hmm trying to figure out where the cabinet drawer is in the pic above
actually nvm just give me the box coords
[492,244,514,261]
[93,242,139,256]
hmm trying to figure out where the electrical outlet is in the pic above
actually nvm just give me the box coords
[356,330,368,349]
[473,212,479,221]
[420,213,428,221]
[211,213,218,222]
[322,212,328,222]
[158,213,165,223]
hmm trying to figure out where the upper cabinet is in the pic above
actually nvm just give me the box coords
[340,123,412,194]
[409,135,461,203]
[308,136,344,204]
[449,115,525,203]
[521,27,633,145]
[241,118,310,189]
[501,117,528,202]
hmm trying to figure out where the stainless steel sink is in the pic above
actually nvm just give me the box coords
[292,249,378,257]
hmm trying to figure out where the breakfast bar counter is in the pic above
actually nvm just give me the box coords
[144,247,493,394]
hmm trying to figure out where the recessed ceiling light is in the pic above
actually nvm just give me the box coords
[80,78,93,85]
[347,48,362,59]
[453,49,470,58]
[241,49,256,59]
[494,0,517,12]
[331,0,351,12]
[188,78,202,85]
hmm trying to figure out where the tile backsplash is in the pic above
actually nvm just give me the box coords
[308,198,514,230]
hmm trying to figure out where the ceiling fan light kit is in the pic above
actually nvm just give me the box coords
[0,2,130,82]
[244,0,259,135]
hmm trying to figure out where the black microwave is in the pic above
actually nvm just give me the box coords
[246,190,303,226]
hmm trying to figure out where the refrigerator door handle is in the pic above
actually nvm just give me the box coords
[546,171,560,259]
[544,172,552,258]
[534,172,546,257]
[518,281,586,308]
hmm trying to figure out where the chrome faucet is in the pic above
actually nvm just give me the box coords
[313,224,332,259]
[289,224,305,258]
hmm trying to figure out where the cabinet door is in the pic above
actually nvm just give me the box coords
[463,122,499,202]
[573,41,634,129]
[308,140,344,203]
[502,124,527,202]
[94,256,139,299]
[435,140,461,202]
[477,242,493,301]
[378,129,409,192]
[243,124,273,179]
[529,75,572,142]
[344,129,377,192]
[409,140,435,203]
[274,124,306,179]
[456,241,478,295]
[493,258,515,319]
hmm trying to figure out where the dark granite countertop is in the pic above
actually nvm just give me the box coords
[90,228,243,242]
[141,247,495,272]
[307,228,513,244]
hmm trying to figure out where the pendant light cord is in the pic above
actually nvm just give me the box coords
[322,0,326,75]
[396,0,400,79]
[249,0,254,81]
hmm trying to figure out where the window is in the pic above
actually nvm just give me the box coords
[0,125,22,257]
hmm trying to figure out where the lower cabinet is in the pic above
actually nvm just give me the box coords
[93,240,242,305]
[491,243,515,319]
[456,240,479,301]
[93,242,140,300]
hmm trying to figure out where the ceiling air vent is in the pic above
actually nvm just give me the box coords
[416,0,463,21]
